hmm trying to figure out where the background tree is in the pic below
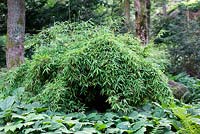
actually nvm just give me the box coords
[162,0,167,16]
[134,0,151,45]
[124,0,131,32]
[6,0,25,68]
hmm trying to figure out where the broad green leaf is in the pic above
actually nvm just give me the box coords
[0,96,15,110]
[12,113,25,120]
[55,127,72,133]
[24,128,44,134]
[71,122,82,131]
[12,87,25,97]
[132,121,145,131]
[87,113,102,121]
[121,116,132,121]
[66,113,86,120]
[0,127,4,131]
[129,111,139,119]
[23,122,35,127]
[164,131,176,134]
[26,113,46,121]
[153,107,165,118]
[134,127,146,134]
[47,122,62,131]
[75,131,89,134]
[42,121,51,125]
[116,121,130,130]
[104,112,118,121]
[142,103,152,111]
[106,128,120,133]
[94,122,107,131]
[67,122,75,129]
[4,123,23,133]
[122,130,134,134]
[75,127,98,133]
[106,122,115,127]
[24,102,43,112]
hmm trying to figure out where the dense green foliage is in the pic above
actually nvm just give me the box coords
[0,0,116,34]
[1,22,172,113]
[0,92,199,134]
[1,1,200,133]
[154,2,200,77]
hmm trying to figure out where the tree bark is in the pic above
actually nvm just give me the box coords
[162,0,167,16]
[124,0,131,32]
[186,0,190,29]
[6,0,25,69]
[134,0,151,45]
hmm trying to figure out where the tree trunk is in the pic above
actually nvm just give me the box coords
[186,0,190,29]
[134,0,151,45]
[124,0,131,32]
[162,0,167,16]
[6,0,25,69]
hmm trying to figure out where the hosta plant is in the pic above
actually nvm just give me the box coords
[0,93,199,134]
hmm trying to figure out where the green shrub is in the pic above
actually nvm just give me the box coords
[2,22,172,113]
[143,43,170,73]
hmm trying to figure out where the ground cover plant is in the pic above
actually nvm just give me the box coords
[0,91,200,134]
[0,22,172,113]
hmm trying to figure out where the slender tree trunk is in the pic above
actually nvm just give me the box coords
[146,0,150,44]
[6,0,25,69]
[124,0,131,32]
[134,0,151,45]
[186,0,190,29]
[162,0,167,16]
